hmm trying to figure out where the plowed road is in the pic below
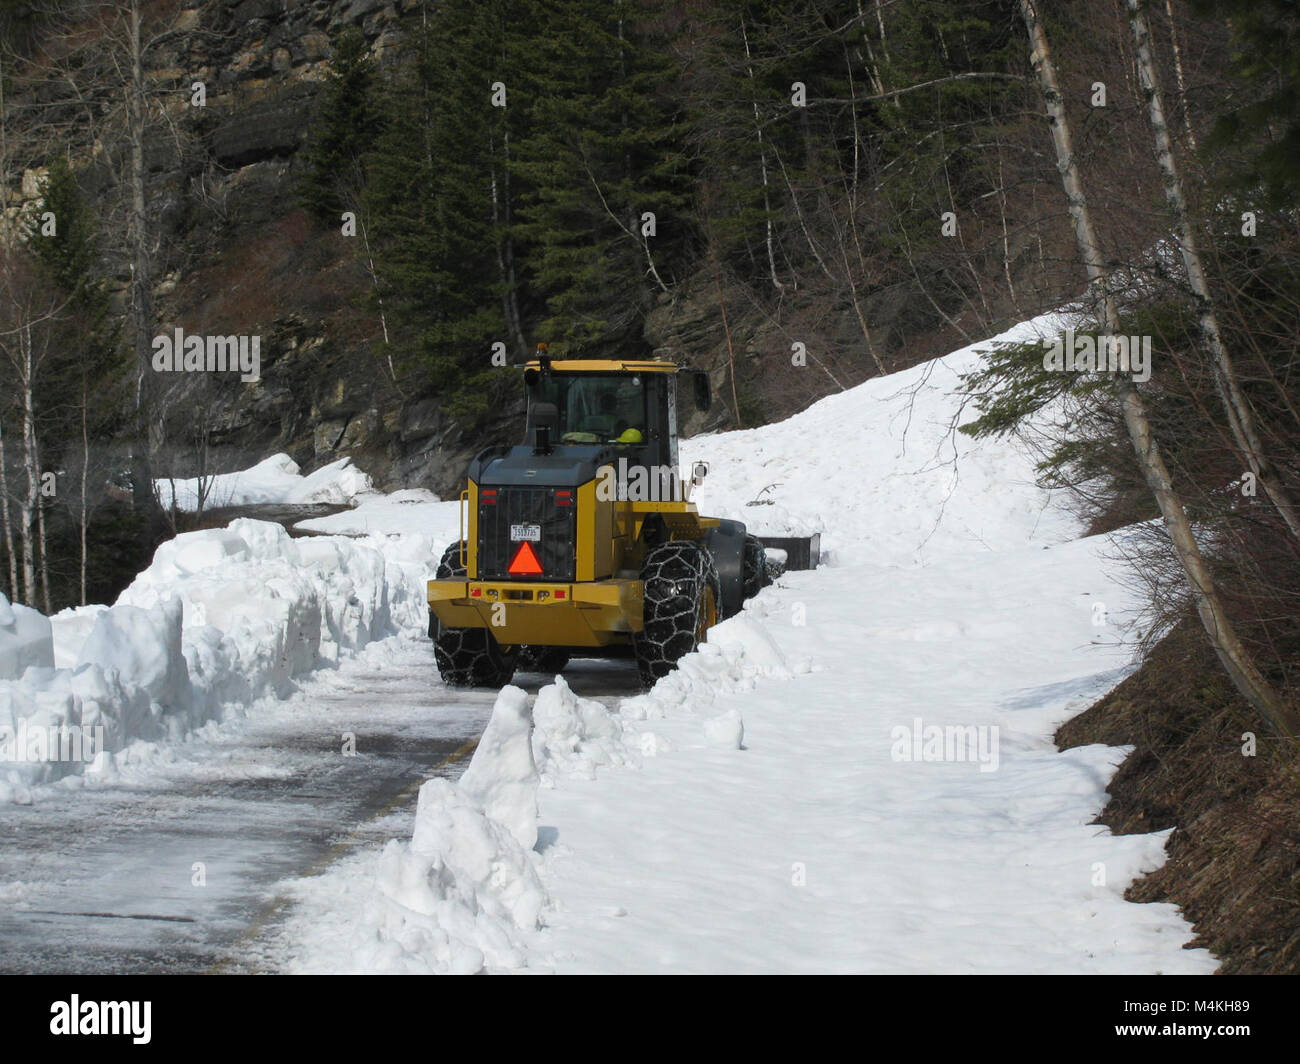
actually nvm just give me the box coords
[0,639,633,974]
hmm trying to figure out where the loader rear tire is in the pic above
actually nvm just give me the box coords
[430,541,517,688]
[634,540,720,687]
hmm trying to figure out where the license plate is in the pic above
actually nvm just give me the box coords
[510,523,542,542]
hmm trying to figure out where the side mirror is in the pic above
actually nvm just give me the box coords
[693,370,712,412]
[530,400,558,453]
[692,461,709,486]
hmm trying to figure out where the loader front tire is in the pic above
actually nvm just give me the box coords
[634,540,720,687]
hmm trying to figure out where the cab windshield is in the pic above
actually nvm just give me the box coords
[528,373,647,445]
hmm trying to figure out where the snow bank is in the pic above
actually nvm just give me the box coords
[525,616,794,783]
[619,612,804,733]
[154,453,372,511]
[48,605,107,669]
[457,686,539,850]
[1,519,425,801]
[291,492,462,626]
[0,594,53,680]
[288,686,547,974]
[79,598,190,716]
[116,519,407,704]
[0,663,147,802]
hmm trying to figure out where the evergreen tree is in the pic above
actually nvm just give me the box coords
[685,0,803,285]
[1194,0,1300,208]
[512,0,694,353]
[27,153,121,462]
[363,1,525,421]
[863,1,1025,312]
[29,154,99,296]
[298,27,379,223]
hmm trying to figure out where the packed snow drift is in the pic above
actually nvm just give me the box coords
[680,312,1077,563]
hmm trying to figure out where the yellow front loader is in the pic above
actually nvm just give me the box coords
[426,355,778,687]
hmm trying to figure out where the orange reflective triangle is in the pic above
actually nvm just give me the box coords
[508,541,544,576]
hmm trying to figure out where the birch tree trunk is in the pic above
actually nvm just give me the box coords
[490,127,528,359]
[1019,0,1300,736]
[741,15,785,294]
[36,478,50,615]
[1162,0,1198,152]
[127,0,156,516]
[0,61,17,604]
[19,323,38,606]
[80,380,89,606]
[500,128,527,360]
[1128,0,1300,543]
[0,420,16,602]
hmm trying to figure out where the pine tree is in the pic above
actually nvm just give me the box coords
[298,27,379,223]
[512,0,694,353]
[29,154,99,297]
[1194,0,1300,208]
[363,2,524,421]
[26,153,123,607]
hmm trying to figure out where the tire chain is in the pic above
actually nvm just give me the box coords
[430,542,516,687]
[634,540,721,686]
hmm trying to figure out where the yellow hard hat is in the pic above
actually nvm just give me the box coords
[616,427,643,443]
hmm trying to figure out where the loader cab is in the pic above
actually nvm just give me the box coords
[523,362,679,470]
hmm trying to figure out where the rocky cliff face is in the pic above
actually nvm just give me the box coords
[1,0,502,499]
[133,0,502,498]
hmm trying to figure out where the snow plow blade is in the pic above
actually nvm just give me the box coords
[757,534,821,571]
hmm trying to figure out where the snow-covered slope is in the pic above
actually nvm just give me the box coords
[524,534,1214,973]
[682,311,1076,563]
[295,488,459,541]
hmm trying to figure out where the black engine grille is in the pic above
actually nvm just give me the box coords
[477,486,576,580]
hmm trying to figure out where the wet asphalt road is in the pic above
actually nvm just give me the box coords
[0,643,637,974]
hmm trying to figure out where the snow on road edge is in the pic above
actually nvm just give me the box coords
[0,519,432,803]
